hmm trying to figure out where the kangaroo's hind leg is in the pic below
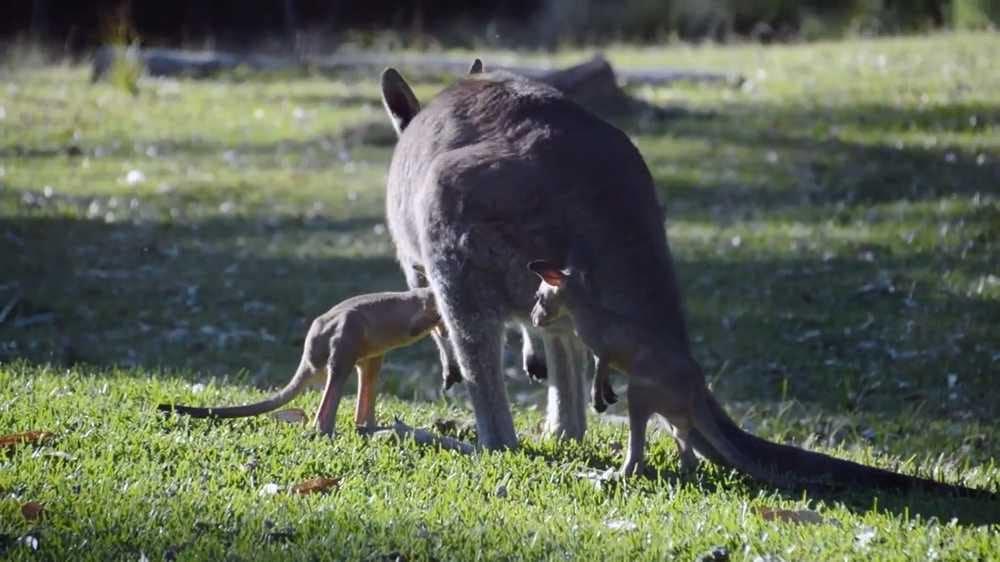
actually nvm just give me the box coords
[426,264,518,449]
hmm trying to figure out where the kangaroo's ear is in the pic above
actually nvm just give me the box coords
[468,58,483,74]
[528,260,568,287]
[381,68,420,136]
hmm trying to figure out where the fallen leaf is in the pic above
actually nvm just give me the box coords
[270,409,307,424]
[756,507,825,525]
[20,502,44,521]
[291,477,339,495]
[0,431,53,450]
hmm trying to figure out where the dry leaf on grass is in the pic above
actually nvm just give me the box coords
[269,409,307,424]
[21,501,44,521]
[755,507,825,525]
[0,431,53,450]
[291,477,340,495]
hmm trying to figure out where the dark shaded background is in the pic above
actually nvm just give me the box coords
[3,0,997,53]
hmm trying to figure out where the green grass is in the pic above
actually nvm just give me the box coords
[2,32,999,559]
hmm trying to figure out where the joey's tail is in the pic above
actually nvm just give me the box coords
[157,359,318,419]
[690,393,995,499]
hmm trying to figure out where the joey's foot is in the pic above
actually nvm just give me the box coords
[592,399,608,414]
[603,385,618,405]
[524,356,547,382]
[442,365,463,391]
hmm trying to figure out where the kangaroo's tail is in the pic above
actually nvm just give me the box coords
[690,393,995,499]
[157,358,317,419]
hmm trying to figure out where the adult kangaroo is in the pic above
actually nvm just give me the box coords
[381,66,658,449]
[378,66,995,498]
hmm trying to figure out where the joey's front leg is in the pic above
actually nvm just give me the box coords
[354,355,383,429]
[434,326,464,391]
[519,323,547,381]
[591,355,618,413]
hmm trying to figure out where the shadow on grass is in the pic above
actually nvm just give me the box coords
[0,208,403,378]
[2,91,998,526]
[644,101,1000,222]
[515,432,1000,527]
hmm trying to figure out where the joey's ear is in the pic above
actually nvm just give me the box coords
[528,260,568,287]
[380,67,420,136]
[468,58,483,74]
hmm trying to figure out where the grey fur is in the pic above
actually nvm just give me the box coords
[380,68,665,449]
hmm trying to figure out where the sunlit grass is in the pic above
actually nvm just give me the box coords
[1,32,998,560]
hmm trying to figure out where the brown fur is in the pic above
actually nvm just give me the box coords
[158,289,440,434]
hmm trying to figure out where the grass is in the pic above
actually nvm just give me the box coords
[1,32,999,559]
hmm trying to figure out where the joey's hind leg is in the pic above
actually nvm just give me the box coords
[353,355,383,429]
[313,331,362,435]
[542,334,587,440]
[622,379,654,476]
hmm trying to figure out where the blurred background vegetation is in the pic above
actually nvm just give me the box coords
[4,0,999,55]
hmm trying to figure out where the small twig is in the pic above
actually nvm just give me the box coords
[361,418,475,455]
[13,312,56,328]
[0,291,22,326]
